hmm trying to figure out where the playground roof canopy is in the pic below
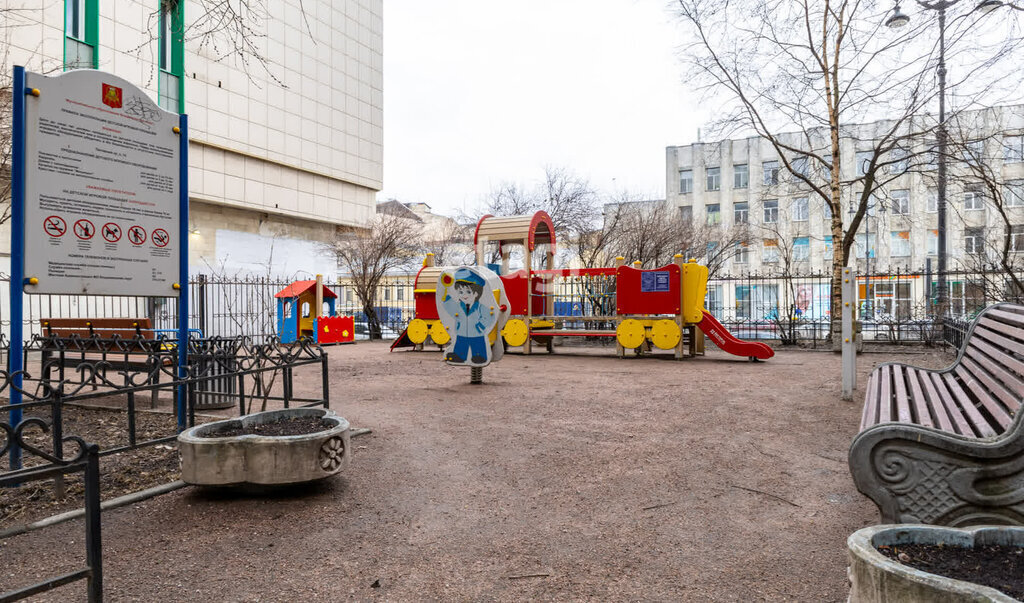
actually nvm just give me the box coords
[274,280,338,299]
[474,211,556,253]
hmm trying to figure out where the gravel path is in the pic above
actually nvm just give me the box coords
[0,342,952,601]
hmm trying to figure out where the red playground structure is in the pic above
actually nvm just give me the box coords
[393,211,773,361]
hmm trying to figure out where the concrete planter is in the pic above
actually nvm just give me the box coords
[178,408,350,486]
[848,524,1024,602]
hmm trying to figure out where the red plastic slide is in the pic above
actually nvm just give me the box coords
[697,310,775,361]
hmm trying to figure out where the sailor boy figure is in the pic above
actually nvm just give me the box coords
[436,267,503,367]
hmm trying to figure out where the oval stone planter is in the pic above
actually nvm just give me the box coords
[848,524,1024,602]
[178,408,350,486]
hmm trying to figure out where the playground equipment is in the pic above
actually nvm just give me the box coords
[393,211,773,360]
[275,275,355,345]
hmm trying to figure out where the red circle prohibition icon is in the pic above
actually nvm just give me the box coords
[43,215,67,237]
[151,228,170,248]
[128,225,147,246]
[101,222,122,243]
[73,219,95,240]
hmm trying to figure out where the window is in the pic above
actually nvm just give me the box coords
[856,151,874,177]
[964,185,984,211]
[763,161,779,186]
[763,199,778,223]
[1004,181,1024,207]
[706,203,721,225]
[927,230,938,256]
[791,156,809,179]
[890,231,911,257]
[679,170,693,194]
[890,190,910,215]
[735,284,779,321]
[792,197,808,222]
[1012,225,1024,253]
[706,241,719,260]
[384,287,392,301]
[823,237,833,260]
[64,0,97,69]
[734,242,749,264]
[889,148,909,174]
[820,154,832,180]
[962,140,984,165]
[824,201,832,221]
[965,227,985,255]
[158,0,184,111]
[1004,135,1024,163]
[926,189,938,213]
[679,206,693,222]
[706,285,724,314]
[734,202,748,224]
[762,239,779,263]
[793,237,810,261]
[874,282,913,321]
[734,164,749,189]
[853,194,878,216]
[854,233,876,259]
[706,167,721,191]
[397,286,405,301]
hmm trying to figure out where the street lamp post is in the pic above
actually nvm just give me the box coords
[850,199,885,318]
[886,0,1003,317]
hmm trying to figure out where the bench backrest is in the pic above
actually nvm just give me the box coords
[953,303,1024,435]
[42,318,155,340]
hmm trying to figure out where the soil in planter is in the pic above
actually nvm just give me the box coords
[878,543,1024,599]
[203,416,331,438]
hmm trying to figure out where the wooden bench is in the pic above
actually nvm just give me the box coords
[38,318,168,406]
[849,302,1024,526]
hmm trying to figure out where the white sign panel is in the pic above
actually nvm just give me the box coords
[23,69,180,296]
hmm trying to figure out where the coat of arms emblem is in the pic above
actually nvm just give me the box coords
[102,83,122,108]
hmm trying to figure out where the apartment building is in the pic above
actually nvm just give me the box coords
[3,0,383,280]
[666,105,1024,320]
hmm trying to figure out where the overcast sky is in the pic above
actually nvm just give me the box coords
[378,0,705,217]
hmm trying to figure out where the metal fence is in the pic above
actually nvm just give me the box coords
[1,266,1018,346]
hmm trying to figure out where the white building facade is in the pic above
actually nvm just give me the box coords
[666,106,1024,321]
[3,0,383,281]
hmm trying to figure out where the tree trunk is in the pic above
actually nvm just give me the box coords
[364,303,382,340]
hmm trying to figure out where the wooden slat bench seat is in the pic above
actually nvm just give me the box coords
[37,318,169,406]
[849,302,1024,526]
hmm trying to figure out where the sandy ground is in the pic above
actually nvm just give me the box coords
[0,341,953,602]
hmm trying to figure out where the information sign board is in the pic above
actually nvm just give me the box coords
[23,70,180,295]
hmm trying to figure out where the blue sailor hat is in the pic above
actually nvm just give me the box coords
[453,268,486,287]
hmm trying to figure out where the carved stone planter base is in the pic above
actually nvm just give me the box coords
[848,524,1024,602]
[178,408,350,486]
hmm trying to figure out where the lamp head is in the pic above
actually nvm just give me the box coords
[976,0,1003,13]
[886,4,910,28]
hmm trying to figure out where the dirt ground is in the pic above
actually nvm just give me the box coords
[0,341,953,601]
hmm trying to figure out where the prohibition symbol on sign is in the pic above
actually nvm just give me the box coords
[151,228,170,248]
[128,225,147,245]
[101,222,122,243]
[43,215,67,237]
[73,219,95,240]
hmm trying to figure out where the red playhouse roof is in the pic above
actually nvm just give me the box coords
[274,280,338,299]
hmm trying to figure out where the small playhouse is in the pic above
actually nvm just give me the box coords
[275,276,355,344]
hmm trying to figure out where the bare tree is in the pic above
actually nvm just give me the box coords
[675,0,1023,345]
[607,198,748,276]
[330,214,420,339]
[421,218,473,266]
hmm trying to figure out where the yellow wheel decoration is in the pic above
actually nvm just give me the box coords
[616,319,646,349]
[650,319,681,350]
[428,322,450,345]
[502,318,529,347]
[407,319,429,344]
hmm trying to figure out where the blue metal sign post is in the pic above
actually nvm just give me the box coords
[177,113,189,432]
[8,66,27,470]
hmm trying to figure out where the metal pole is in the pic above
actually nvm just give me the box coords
[842,267,858,399]
[176,113,190,432]
[936,6,949,315]
[9,66,27,471]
